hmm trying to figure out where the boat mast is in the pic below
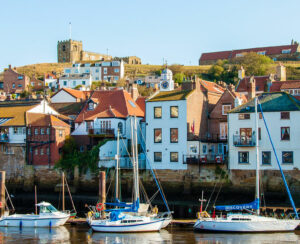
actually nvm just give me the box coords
[134,116,140,202]
[130,117,137,202]
[62,171,65,211]
[254,96,260,215]
[115,128,120,200]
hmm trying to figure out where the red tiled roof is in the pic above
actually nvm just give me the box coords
[45,73,57,79]
[200,80,225,94]
[75,89,144,123]
[135,96,146,113]
[27,113,70,127]
[229,90,247,103]
[236,76,269,92]
[280,80,300,89]
[51,88,91,100]
[200,44,299,62]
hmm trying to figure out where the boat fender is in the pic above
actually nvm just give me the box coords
[19,221,22,229]
[49,221,52,228]
[96,203,104,212]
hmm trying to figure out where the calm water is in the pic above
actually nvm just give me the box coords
[0,225,299,244]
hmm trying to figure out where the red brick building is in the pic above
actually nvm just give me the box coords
[26,113,70,167]
[30,75,44,91]
[3,65,30,95]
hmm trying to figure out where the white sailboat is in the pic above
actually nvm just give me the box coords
[194,96,300,232]
[89,117,166,232]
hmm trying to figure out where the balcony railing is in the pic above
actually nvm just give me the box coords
[188,133,228,142]
[233,135,256,147]
[183,154,227,165]
[0,134,9,142]
[88,128,115,137]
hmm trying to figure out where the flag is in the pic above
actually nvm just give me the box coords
[191,120,195,134]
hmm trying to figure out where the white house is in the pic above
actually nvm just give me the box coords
[50,88,90,103]
[71,89,145,167]
[44,73,58,90]
[228,92,300,171]
[58,73,92,90]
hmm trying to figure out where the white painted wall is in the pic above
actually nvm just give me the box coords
[64,65,102,81]
[28,100,59,115]
[8,127,26,143]
[58,76,92,89]
[228,111,300,170]
[51,90,77,103]
[145,100,187,170]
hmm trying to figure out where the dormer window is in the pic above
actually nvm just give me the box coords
[88,102,94,110]
[282,49,291,54]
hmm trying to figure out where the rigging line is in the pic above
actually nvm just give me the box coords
[213,182,223,207]
[139,179,153,209]
[65,176,77,213]
[136,121,171,212]
[149,189,160,203]
[258,98,299,219]
[4,185,14,211]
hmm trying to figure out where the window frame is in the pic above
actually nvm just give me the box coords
[262,151,271,165]
[238,114,250,120]
[280,112,290,120]
[170,106,179,118]
[282,151,293,164]
[238,151,249,164]
[154,152,162,162]
[154,128,162,143]
[154,107,162,119]
[281,127,290,141]
[222,104,232,115]
[170,128,178,143]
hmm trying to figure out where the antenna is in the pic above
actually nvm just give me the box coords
[69,22,72,40]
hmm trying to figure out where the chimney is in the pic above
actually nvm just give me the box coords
[182,81,195,91]
[100,82,106,91]
[266,74,275,92]
[8,65,11,70]
[276,63,286,81]
[130,84,139,101]
[228,84,235,92]
[238,66,245,80]
[247,76,256,100]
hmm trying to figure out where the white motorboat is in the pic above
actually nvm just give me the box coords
[89,117,171,232]
[0,202,70,227]
[194,97,300,232]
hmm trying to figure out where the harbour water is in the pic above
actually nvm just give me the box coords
[0,225,300,244]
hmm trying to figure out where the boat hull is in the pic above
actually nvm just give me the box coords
[194,218,300,232]
[0,215,70,227]
[90,219,164,232]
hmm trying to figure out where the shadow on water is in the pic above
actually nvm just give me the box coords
[0,226,299,243]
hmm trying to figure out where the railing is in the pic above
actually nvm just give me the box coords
[183,154,227,165]
[89,128,115,136]
[188,133,228,142]
[98,156,146,169]
[233,135,256,147]
[0,134,9,142]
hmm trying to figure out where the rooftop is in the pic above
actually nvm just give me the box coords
[229,92,300,113]
[147,89,194,102]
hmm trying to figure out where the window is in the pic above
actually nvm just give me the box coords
[73,81,76,86]
[27,128,31,135]
[154,152,162,162]
[154,107,162,119]
[190,145,197,154]
[62,45,66,51]
[82,81,86,85]
[12,83,15,88]
[104,76,107,80]
[18,84,22,88]
[40,148,44,155]
[96,69,99,73]
[104,68,107,74]
[35,128,39,135]
[238,152,249,164]
[154,129,162,143]
[63,81,67,86]
[85,69,90,73]
[41,128,45,135]
[47,128,50,135]
[35,149,38,155]
[202,145,207,154]
[170,128,178,143]
[239,114,250,120]
[118,122,123,134]
[170,106,178,118]
[14,127,24,135]
[114,76,119,81]
[170,152,179,162]
[59,130,63,137]
[65,69,71,73]
[46,148,50,155]
[262,151,271,165]
[88,102,94,110]
[282,151,293,164]
[236,53,244,58]
[281,112,290,120]
[257,51,266,55]
[18,76,23,80]
[114,68,119,73]
[282,49,291,54]
[218,143,223,154]
[281,127,290,140]
[259,113,262,119]
[222,105,231,115]
[258,128,261,140]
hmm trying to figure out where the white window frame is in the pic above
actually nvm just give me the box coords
[222,104,232,115]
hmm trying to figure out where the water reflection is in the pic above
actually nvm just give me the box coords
[194,232,300,244]
[89,229,172,244]
[0,226,70,243]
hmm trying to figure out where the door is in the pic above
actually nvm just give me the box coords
[240,128,252,145]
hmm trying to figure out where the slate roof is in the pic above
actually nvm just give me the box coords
[229,92,300,113]
[147,89,194,102]
[50,102,85,116]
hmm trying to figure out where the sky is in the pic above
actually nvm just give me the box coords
[1,0,300,72]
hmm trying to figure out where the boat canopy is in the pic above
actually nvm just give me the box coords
[215,198,259,211]
[36,201,52,207]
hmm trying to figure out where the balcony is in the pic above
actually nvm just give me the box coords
[188,133,228,142]
[183,154,227,165]
[0,134,9,142]
[233,135,256,147]
[88,128,115,137]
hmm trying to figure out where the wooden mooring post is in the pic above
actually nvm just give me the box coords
[0,171,5,217]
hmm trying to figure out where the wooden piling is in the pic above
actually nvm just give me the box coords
[99,171,106,210]
[0,171,5,216]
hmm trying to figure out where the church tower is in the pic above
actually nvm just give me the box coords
[159,68,174,91]
[57,39,83,63]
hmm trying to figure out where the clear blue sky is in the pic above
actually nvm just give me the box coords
[1,0,300,72]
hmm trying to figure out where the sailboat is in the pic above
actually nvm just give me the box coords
[194,96,300,232]
[89,117,167,232]
[60,172,77,219]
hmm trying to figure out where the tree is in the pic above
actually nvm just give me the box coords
[232,52,274,76]
[137,85,154,96]
[173,73,185,84]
